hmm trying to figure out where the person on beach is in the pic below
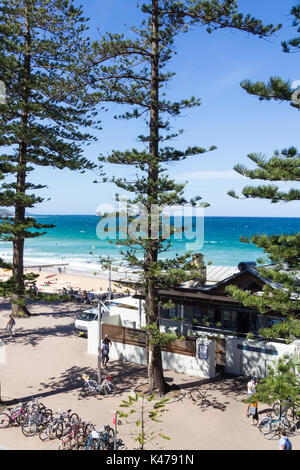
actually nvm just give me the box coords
[82,290,90,304]
[246,377,257,417]
[102,334,112,367]
[6,315,15,338]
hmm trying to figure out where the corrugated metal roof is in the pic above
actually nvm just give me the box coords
[206,265,239,284]
[187,265,240,288]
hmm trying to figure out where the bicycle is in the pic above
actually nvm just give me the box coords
[273,400,300,421]
[58,421,82,450]
[26,397,47,413]
[84,424,115,450]
[55,409,80,439]
[22,406,53,437]
[39,416,62,441]
[258,413,297,439]
[82,374,116,397]
[76,420,94,448]
[0,403,28,428]
[189,387,209,406]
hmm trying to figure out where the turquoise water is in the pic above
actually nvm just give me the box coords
[1,215,300,272]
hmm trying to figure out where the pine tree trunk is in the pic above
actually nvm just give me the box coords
[146,0,169,395]
[12,3,31,317]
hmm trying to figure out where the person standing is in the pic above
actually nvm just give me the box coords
[279,429,292,450]
[249,399,259,426]
[101,334,112,367]
[6,315,15,338]
[246,377,257,417]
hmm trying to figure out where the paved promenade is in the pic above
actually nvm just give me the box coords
[0,300,299,451]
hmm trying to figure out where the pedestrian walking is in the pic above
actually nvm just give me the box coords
[101,334,112,367]
[6,315,15,338]
[246,377,257,417]
[279,428,292,450]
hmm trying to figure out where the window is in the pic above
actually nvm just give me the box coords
[160,303,182,319]
[222,310,237,331]
[76,312,97,321]
[183,305,194,322]
[193,306,202,322]
[207,307,216,325]
[169,304,182,319]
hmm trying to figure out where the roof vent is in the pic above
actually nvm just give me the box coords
[238,261,257,272]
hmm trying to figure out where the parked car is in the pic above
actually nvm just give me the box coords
[74,309,99,337]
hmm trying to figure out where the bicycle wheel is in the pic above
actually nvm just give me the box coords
[22,418,37,437]
[82,382,90,396]
[16,411,27,426]
[103,382,116,397]
[56,421,64,439]
[41,409,53,423]
[273,402,281,417]
[258,417,276,439]
[98,439,105,450]
[56,421,70,439]
[58,437,72,451]
[70,413,80,423]
[105,425,115,441]
[279,416,292,432]
[78,423,92,448]
[0,413,10,429]
[39,424,50,441]
[105,427,115,449]
[285,419,298,437]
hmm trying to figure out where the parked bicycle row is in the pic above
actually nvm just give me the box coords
[0,397,125,450]
[247,398,299,446]
[257,401,299,442]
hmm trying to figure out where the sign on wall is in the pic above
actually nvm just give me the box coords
[198,343,208,360]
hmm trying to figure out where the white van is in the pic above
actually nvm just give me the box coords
[74,308,99,337]
[74,296,143,336]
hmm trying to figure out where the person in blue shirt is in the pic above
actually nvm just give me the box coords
[279,429,292,450]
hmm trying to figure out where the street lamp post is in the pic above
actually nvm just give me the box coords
[108,262,112,301]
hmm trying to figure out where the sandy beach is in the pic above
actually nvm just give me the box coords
[0,267,132,296]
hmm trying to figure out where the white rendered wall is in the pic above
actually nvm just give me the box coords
[87,322,216,378]
[225,337,297,378]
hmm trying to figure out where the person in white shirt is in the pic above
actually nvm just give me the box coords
[246,377,257,417]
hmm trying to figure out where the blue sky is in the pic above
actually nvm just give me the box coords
[30,0,300,217]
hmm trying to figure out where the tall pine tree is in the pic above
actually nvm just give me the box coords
[228,3,300,341]
[0,0,101,316]
[90,0,279,394]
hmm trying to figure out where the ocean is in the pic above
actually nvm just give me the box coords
[1,215,300,275]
